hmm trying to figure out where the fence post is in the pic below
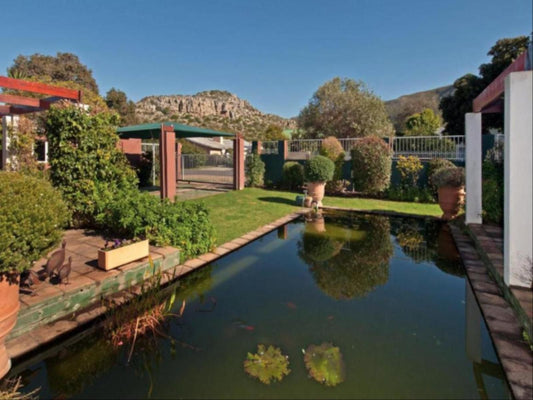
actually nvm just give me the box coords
[233,134,245,190]
[279,140,288,160]
[160,125,176,201]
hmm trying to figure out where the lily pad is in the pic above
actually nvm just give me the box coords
[304,343,345,387]
[243,344,291,384]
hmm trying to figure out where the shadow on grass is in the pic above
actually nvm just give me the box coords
[257,196,296,206]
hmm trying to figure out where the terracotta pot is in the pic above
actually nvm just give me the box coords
[438,186,465,220]
[0,275,20,379]
[98,239,150,270]
[307,182,326,206]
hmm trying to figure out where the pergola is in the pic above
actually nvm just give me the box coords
[465,44,532,287]
[0,76,82,168]
[117,122,244,200]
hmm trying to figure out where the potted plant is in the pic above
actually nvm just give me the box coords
[98,238,150,271]
[432,166,465,220]
[304,155,335,207]
[0,172,69,378]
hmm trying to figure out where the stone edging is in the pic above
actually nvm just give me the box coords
[465,224,532,341]
[449,224,532,400]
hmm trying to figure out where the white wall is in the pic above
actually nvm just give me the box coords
[504,71,533,287]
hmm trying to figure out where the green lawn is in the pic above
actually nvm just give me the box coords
[188,188,441,245]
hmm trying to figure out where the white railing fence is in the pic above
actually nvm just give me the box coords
[260,141,279,155]
[141,142,159,185]
[284,135,465,161]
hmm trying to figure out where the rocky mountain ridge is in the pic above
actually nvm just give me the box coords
[135,90,295,139]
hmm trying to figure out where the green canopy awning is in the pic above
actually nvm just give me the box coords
[117,122,234,139]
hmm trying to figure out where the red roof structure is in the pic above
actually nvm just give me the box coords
[0,76,82,116]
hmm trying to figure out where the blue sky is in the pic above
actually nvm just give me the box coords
[2,0,531,117]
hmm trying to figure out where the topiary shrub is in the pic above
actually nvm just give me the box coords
[45,104,138,227]
[320,137,346,194]
[245,153,265,187]
[95,190,216,260]
[282,161,304,191]
[304,155,334,183]
[0,172,70,274]
[351,137,391,195]
[431,166,465,188]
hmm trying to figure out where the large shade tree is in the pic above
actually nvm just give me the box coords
[439,36,530,134]
[105,88,138,126]
[7,52,99,94]
[298,77,393,138]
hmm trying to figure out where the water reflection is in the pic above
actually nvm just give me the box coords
[390,219,465,277]
[298,212,393,299]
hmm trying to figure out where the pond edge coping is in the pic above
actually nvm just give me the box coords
[449,223,532,400]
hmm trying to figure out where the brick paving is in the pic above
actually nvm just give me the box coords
[450,224,533,400]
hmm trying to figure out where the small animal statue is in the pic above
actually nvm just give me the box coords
[20,270,41,293]
[57,256,72,285]
[44,240,66,280]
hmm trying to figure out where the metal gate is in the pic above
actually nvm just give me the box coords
[178,153,234,186]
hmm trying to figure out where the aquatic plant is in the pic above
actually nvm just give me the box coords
[243,345,291,384]
[304,343,345,387]
[0,377,39,400]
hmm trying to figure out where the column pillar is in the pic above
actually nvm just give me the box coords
[465,112,482,224]
[159,125,176,201]
[1,115,18,170]
[233,134,245,190]
[176,142,182,181]
[504,71,532,287]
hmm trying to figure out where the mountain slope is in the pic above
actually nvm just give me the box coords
[385,85,454,133]
[135,90,296,140]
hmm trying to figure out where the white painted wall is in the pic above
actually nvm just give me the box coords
[465,113,482,224]
[504,71,533,287]
[1,115,19,170]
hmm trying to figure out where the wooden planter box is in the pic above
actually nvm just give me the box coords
[97,239,150,271]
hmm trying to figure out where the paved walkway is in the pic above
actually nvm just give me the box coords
[468,224,532,337]
[450,224,532,400]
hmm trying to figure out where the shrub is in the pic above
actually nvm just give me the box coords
[304,155,335,183]
[320,137,346,194]
[245,153,265,187]
[282,162,304,190]
[482,144,504,224]
[396,155,423,187]
[350,137,392,195]
[45,105,138,227]
[0,172,70,274]
[319,136,344,160]
[95,190,216,260]
[427,158,455,193]
[431,166,465,188]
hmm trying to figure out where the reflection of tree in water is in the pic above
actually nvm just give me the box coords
[46,334,118,397]
[174,264,213,303]
[391,218,465,277]
[299,213,393,299]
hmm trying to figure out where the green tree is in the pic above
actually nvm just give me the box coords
[263,124,285,140]
[105,88,138,126]
[404,108,441,136]
[7,52,99,93]
[298,77,393,138]
[440,36,529,134]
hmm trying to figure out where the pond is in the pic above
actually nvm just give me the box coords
[12,211,509,399]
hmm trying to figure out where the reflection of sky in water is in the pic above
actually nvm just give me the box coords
[12,212,509,399]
